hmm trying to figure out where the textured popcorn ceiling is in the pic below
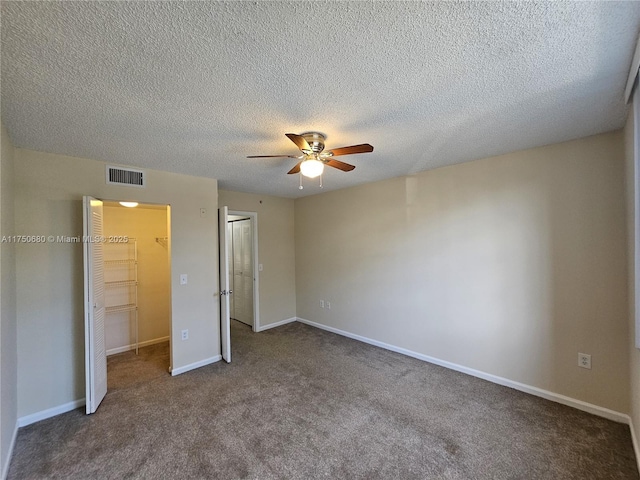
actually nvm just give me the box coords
[2,1,640,198]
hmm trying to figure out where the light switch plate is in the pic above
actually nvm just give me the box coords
[180,274,188,285]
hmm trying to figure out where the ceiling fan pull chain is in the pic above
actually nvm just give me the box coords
[299,172,304,190]
[319,172,323,189]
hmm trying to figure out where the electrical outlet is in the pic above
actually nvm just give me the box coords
[320,300,324,308]
[326,301,331,309]
[578,353,591,369]
[181,329,189,341]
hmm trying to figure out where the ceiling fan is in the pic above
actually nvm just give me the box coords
[247,132,374,180]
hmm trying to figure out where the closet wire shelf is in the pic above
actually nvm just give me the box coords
[105,303,137,314]
[104,258,136,265]
[104,238,139,354]
[105,280,137,288]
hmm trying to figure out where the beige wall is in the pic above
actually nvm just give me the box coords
[295,131,629,413]
[0,124,17,477]
[103,204,170,351]
[218,190,296,327]
[15,149,219,418]
[624,107,640,448]
[4,128,634,441]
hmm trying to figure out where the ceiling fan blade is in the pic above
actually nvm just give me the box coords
[326,159,355,172]
[285,133,312,152]
[287,161,302,174]
[247,155,299,158]
[326,144,374,157]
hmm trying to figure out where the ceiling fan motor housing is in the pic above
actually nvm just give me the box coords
[300,132,326,154]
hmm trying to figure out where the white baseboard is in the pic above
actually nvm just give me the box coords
[170,355,221,376]
[107,336,170,356]
[1,419,18,480]
[17,398,85,428]
[15,354,222,428]
[296,318,629,424]
[256,316,297,332]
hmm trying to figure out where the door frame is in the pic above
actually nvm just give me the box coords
[102,199,173,370]
[228,210,260,332]
[219,206,231,362]
[84,197,174,412]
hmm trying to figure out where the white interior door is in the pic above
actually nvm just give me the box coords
[232,219,253,326]
[219,206,231,363]
[83,196,107,414]
[241,220,254,325]
[227,222,235,319]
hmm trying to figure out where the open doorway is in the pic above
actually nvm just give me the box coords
[228,214,253,328]
[102,201,171,392]
[219,208,259,366]
[227,211,259,332]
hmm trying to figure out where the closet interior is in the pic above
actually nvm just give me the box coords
[103,201,171,388]
[228,215,254,328]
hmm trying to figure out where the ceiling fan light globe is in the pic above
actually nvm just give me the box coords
[300,159,324,178]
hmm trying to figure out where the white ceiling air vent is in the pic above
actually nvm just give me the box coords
[106,166,146,188]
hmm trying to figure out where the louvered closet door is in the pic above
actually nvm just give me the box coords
[83,196,107,414]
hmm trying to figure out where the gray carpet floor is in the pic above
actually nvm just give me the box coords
[106,340,170,393]
[7,320,639,479]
